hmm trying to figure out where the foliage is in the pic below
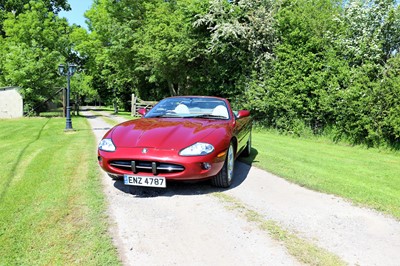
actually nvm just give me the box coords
[242,0,400,146]
[134,0,205,96]
[0,1,73,112]
[244,0,342,132]
[67,26,100,104]
[84,0,210,107]
[0,0,70,36]
[0,0,69,15]
[83,0,144,109]
[328,0,400,146]
[1,0,399,146]
[194,0,276,102]
[195,0,276,69]
[381,56,400,143]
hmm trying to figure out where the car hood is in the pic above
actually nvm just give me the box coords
[109,118,229,150]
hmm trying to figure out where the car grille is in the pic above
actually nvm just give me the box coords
[109,160,185,175]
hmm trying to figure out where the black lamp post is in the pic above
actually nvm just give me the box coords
[58,63,77,131]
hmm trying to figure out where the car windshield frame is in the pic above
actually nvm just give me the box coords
[144,97,230,120]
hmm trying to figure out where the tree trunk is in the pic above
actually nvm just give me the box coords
[168,81,177,96]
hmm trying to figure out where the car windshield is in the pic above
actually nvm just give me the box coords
[144,97,230,120]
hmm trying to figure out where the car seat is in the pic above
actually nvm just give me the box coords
[211,105,229,118]
[174,104,190,114]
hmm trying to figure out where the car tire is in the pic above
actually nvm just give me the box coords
[241,131,252,157]
[211,142,234,188]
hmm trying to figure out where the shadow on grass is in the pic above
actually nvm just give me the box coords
[81,108,107,112]
[0,118,51,202]
[83,114,101,119]
[238,147,259,166]
[39,112,63,118]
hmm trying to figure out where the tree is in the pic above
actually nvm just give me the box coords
[244,0,342,133]
[194,0,276,101]
[239,0,400,146]
[84,0,210,108]
[84,0,146,111]
[67,26,101,106]
[134,0,205,96]
[0,0,70,36]
[0,1,73,112]
[379,55,400,146]
[324,0,400,145]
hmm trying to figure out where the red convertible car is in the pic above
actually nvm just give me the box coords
[98,96,252,188]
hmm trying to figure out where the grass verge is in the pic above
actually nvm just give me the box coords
[213,193,346,266]
[99,107,134,119]
[0,117,120,265]
[240,128,400,219]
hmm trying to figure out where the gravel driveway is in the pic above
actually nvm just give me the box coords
[83,108,400,266]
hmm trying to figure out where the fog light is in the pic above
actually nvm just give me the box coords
[201,162,211,170]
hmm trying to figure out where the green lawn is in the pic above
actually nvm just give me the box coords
[241,129,400,220]
[0,117,120,265]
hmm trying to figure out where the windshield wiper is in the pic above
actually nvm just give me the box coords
[190,114,227,119]
[147,114,180,118]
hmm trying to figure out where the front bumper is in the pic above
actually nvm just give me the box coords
[98,147,226,181]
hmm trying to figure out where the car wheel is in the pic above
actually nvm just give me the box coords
[211,142,234,188]
[241,131,252,157]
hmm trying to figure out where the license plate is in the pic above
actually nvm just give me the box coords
[124,175,166,188]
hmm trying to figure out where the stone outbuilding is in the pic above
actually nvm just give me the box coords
[0,86,23,119]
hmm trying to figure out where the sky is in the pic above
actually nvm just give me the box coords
[58,0,93,30]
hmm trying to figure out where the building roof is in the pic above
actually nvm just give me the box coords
[0,86,21,91]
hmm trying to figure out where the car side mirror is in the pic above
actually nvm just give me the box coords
[236,110,250,119]
[138,108,147,116]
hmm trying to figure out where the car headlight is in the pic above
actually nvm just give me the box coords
[98,139,116,152]
[179,142,214,156]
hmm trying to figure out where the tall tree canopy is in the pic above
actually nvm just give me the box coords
[1,0,399,146]
[0,0,70,36]
[0,1,73,112]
